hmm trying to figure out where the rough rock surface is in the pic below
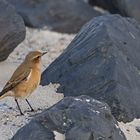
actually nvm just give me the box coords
[88,0,119,14]
[0,0,25,61]
[113,0,140,22]
[12,95,126,140]
[41,14,140,122]
[8,0,101,33]
[12,121,55,140]
[136,126,140,133]
[89,0,140,22]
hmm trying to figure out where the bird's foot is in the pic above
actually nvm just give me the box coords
[20,112,24,116]
[30,108,34,112]
[16,112,24,117]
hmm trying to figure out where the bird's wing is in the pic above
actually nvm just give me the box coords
[0,63,31,96]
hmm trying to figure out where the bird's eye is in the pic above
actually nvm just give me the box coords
[33,56,40,61]
[34,56,41,59]
[36,56,40,59]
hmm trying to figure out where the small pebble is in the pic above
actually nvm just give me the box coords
[136,126,140,133]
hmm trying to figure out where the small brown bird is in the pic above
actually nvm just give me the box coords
[0,51,47,115]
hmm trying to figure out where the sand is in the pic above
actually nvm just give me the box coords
[0,28,139,140]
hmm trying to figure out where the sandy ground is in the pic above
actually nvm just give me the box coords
[0,62,65,140]
[0,28,140,140]
[0,28,74,140]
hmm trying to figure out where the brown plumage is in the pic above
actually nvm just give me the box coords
[0,51,47,115]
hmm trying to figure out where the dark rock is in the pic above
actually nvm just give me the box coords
[113,0,140,21]
[12,120,55,140]
[88,0,119,14]
[41,14,140,122]
[89,0,140,22]
[12,96,126,140]
[136,126,140,133]
[82,0,88,3]
[8,0,101,33]
[0,0,25,61]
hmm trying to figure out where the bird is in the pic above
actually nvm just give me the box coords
[0,51,47,115]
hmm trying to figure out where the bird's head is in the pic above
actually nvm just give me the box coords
[25,51,47,65]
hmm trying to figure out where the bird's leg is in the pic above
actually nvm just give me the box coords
[25,99,34,112]
[15,99,24,115]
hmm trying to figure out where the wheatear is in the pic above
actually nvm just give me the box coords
[0,51,47,115]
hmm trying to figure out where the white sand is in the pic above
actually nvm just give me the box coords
[0,28,139,140]
[0,28,73,139]
[0,62,64,140]
[119,119,140,140]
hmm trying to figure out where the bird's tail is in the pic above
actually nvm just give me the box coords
[0,92,7,100]
[0,95,5,100]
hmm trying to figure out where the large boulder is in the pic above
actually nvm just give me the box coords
[12,121,55,140]
[0,0,25,61]
[12,96,126,140]
[88,0,119,14]
[41,14,140,122]
[89,0,140,22]
[8,0,101,33]
[113,0,140,21]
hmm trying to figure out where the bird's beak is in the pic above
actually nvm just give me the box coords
[42,51,47,56]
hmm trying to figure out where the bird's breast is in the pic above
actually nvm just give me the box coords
[13,68,40,99]
[26,68,40,90]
